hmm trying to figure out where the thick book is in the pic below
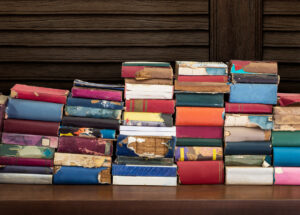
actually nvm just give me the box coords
[0,144,54,159]
[273,147,300,166]
[125,83,173,99]
[272,131,300,147]
[225,102,273,114]
[58,136,113,156]
[73,79,124,90]
[176,93,224,107]
[2,132,58,148]
[123,112,173,127]
[62,116,119,130]
[176,126,223,139]
[225,155,272,167]
[274,106,300,115]
[119,126,176,137]
[174,80,230,93]
[231,73,279,84]
[225,167,274,185]
[10,84,69,104]
[116,156,174,166]
[176,138,223,147]
[0,165,53,174]
[224,114,273,130]
[3,119,60,136]
[176,107,224,126]
[116,135,175,159]
[0,173,52,184]
[274,167,300,185]
[175,146,223,161]
[54,153,111,168]
[53,166,111,184]
[274,107,300,125]
[113,176,177,186]
[125,99,175,114]
[230,60,278,75]
[277,93,300,107]
[177,161,224,185]
[224,141,272,155]
[178,75,228,83]
[0,157,53,167]
[224,127,271,142]
[121,64,173,79]
[72,86,123,102]
[67,97,123,110]
[59,126,115,139]
[65,106,122,120]
[176,61,228,76]
[125,78,173,85]
[229,84,278,104]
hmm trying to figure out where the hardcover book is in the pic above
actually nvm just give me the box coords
[274,167,300,185]
[0,165,53,174]
[178,75,228,83]
[72,86,122,102]
[0,173,52,184]
[274,115,300,125]
[224,127,271,142]
[121,64,173,79]
[176,61,228,76]
[0,95,7,137]
[125,83,173,99]
[272,131,300,147]
[123,62,171,67]
[65,106,122,119]
[0,157,53,167]
[225,102,273,114]
[119,126,176,137]
[225,155,271,167]
[273,124,300,131]
[59,126,115,139]
[0,144,54,159]
[67,97,123,110]
[62,116,119,130]
[123,112,173,127]
[175,138,223,147]
[231,74,279,84]
[277,93,300,107]
[176,93,224,107]
[73,79,124,90]
[116,156,174,166]
[176,126,223,139]
[273,147,300,166]
[125,99,175,114]
[230,60,278,75]
[174,80,230,93]
[113,176,177,186]
[175,146,223,161]
[125,78,173,85]
[224,114,273,130]
[224,141,272,155]
[273,106,300,115]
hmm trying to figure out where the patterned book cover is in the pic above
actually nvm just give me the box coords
[176,93,224,107]
[0,144,55,159]
[230,60,278,75]
[123,112,173,127]
[277,93,300,107]
[224,127,271,142]
[67,96,123,110]
[224,141,272,155]
[176,126,223,139]
[225,102,273,114]
[62,116,119,130]
[65,105,122,119]
[272,131,300,147]
[225,114,273,130]
[175,146,223,161]
[273,147,300,166]
[0,156,53,167]
[125,99,175,114]
[231,73,279,84]
[0,173,52,184]
[0,165,53,174]
[125,83,173,100]
[176,138,223,147]
[274,167,300,185]
[59,126,115,139]
[72,86,122,102]
[178,75,228,83]
[122,65,173,79]
[176,61,228,76]
[225,155,272,167]
[174,80,230,93]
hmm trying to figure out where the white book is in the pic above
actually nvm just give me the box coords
[125,83,173,99]
[120,126,176,136]
[0,173,52,184]
[113,176,177,186]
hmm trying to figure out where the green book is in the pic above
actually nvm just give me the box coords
[0,144,54,159]
[225,155,272,167]
[176,138,223,147]
[272,131,300,147]
[176,93,224,107]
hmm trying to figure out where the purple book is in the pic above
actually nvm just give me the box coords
[0,156,53,167]
[72,87,123,102]
[58,136,113,156]
[2,132,58,148]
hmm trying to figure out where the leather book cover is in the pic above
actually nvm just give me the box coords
[176,107,224,126]
[176,93,224,107]
[62,116,119,130]
[0,144,54,159]
[178,75,228,83]
[0,173,52,184]
[224,141,272,155]
[231,73,279,84]
[58,136,113,156]
[125,78,173,85]
[116,156,174,166]
[59,126,116,139]
[272,131,300,147]
[67,97,123,110]
[122,65,173,79]
[177,161,224,184]
[125,99,175,114]
[230,60,278,74]
[125,83,173,100]
[176,138,223,147]
[0,156,53,167]
[175,146,223,161]
[277,93,300,107]
[0,165,53,174]
[175,80,230,93]
[72,86,122,102]
[274,167,300,185]
[225,102,273,114]
[123,112,173,127]
[225,155,272,167]
[225,114,273,130]
[273,147,300,166]
[176,126,223,139]
[10,84,69,104]
[176,61,228,76]
[65,105,122,119]
[224,127,271,142]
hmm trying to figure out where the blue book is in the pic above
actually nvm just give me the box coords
[229,84,278,104]
[112,164,177,177]
[65,106,122,119]
[53,166,110,184]
[0,165,53,174]
[225,141,272,155]
[67,97,124,110]
[59,126,116,139]
[273,147,300,167]
[6,98,63,122]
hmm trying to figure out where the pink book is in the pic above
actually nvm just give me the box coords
[225,102,273,114]
[72,86,122,102]
[178,75,228,83]
[176,126,223,139]
[274,167,300,185]
[0,156,53,167]
[277,93,300,107]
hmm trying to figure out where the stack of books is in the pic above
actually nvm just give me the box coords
[225,60,278,185]
[0,84,68,184]
[113,62,177,186]
[53,79,123,184]
[175,61,229,184]
[273,93,300,185]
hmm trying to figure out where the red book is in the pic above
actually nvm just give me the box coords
[177,161,224,184]
[277,93,300,107]
[176,126,223,139]
[10,84,69,104]
[225,102,273,114]
[178,75,228,83]
[0,156,53,167]
[125,99,175,114]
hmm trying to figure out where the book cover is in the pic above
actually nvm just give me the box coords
[176,138,223,147]
[178,75,228,83]
[123,62,171,67]
[123,112,173,127]
[125,83,173,100]
[62,116,119,130]
[176,61,228,76]
[58,136,113,156]
[277,93,300,107]
[72,86,122,102]
[67,97,123,110]
[0,95,7,138]
[224,127,271,142]
[0,144,54,159]
[177,161,224,184]
[10,84,69,104]
[273,106,300,115]
[176,93,224,107]
[225,102,273,114]
[273,124,300,131]
[273,147,300,166]
[174,80,230,93]
[113,176,177,186]
[176,126,223,139]
[6,98,63,122]
[59,126,115,139]
[0,156,53,167]
[175,146,223,161]
[65,106,122,120]
[115,156,174,166]
[0,165,53,174]
[224,141,272,155]
[73,79,124,90]
[119,126,176,137]
[125,78,173,85]
[125,99,175,114]
[274,115,300,125]
[231,74,279,84]
[225,155,272,167]
[121,65,173,79]
[272,131,300,147]
[230,60,278,74]
[274,167,300,185]
[0,173,52,184]
[224,114,273,130]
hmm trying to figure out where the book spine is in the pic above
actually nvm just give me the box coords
[272,131,300,147]
[122,66,145,78]
[224,127,271,142]
[274,115,300,125]
[176,138,223,147]
[59,126,116,139]
[176,93,224,107]
[116,156,174,166]
[273,147,300,166]
[0,103,6,138]
[273,124,300,131]
[224,141,272,155]
[125,78,173,85]
[65,106,122,120]
[113,176,177,186]
[0,165,53,174]
[274,167,300,185]
[178,75,228,82]
[175,80,230,93]
[0,173,52,184]
[277,93,300,106]
[231,74,279,84]
[72,87,122,101]
[176,126,223,139]
[62,116,119,130]
[175,146,223,161]
[122,66,173,79]
[178,67,227,76]
[0,144,55,159]
[123,112,173,127]
[125,99,175,114]
[225,102,273,114]
[224,114,273,130]
[225,155,272,167]
[67,97,123,110]
[273,107,300,115]
[230,60,278,74]
[0,156,53,167]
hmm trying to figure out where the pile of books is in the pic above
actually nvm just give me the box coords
[0,85,68,184]
[113,62,177,186]
[53,80,123,184]
[225,60,278,185]
[175,61,229,184]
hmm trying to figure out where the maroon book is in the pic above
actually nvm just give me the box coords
[0,156,53,167]
[125,99,175,114]
[58,136,113,156]
[176,126,223,139]
[225,102,273,114]
[277,93,300,107]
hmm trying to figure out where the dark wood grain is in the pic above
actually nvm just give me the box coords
[264,0,300,15]
[264,48,300,62]
[264,16,300,31]
[264,32,300,47]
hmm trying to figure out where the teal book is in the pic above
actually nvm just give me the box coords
[0,144,54,159]
[65,106,122,120]
[272,131,300,147]
[176,138,223,147]
[176,93,224,107]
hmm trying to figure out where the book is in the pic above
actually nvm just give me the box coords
[116,135,175,159]
[273,106,300,115]
[176,138,223,147]
[115,156,174,166]
[224,141,272,155]
[54,153,111,168]
[225,155,271,167]
[59,126,116,139]
[67,97,123,110]
[176,126,223,139]
[6,98,64,122]
[125,99,175,114]
[53,166,111,184]
[72,86,122,102]
[176,107,224,126]
[123,112,173,127]
[274,107,300,125]
[65,106,122,119]
[224,127,271,142]
[277,93,300,107]
[231,74,279,84]
[0,95,7,138]
[121,65,173,79]
[225,102,273,114]
[125,83,173,99]
[229,84,278,104]
[123,62,171,67]
[274,167,300,185]
[0,173,52,184]
[174,80,230,93]
[0,157,53,167]
[175,146,223,161]
[119,126,176,137]
[0,144,54,159]
[57,136,113,156]
[177,75,228,83]
[2,132,58,148]
[62,116,119,130]
[176,93,224,107]
[113,176,177,186]
[225,167,274,185]
[272,131,300,147]
[177,161,224,184]
[230,60,278,75]
[273,124,300,131]
[10,84,69,104]
[224,114,273,130]
[0,165,53,174]
[273,147,300,166]
[125,78,173,85]
[176,61,228,76]
[73,79,124,90]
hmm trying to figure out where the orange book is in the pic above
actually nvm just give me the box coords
[176,107,224,126]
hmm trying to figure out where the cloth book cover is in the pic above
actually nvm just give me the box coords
[274,167,300,185]
[3,119,60,136]
[120,126,176,137]
[272,131,300,147]
[53,166,111,184]
[6,98,64,122]
[125,78,173,85]
[62,116,119,130]
[116,135,175,159]
[57,136,113,156]
[0,165,53,174]
[73,79,124,91]
[116,156,174,166]
[225,167,274,185]
[0,157,53,167]
[177,161,224,185]
[54,153,111,168]
[10,84,69,104]
[224,114,273,130]
[225,102,273,114]
[176,93,224,107]
[65,105,122,119]
[175,146,223,161]
[224,127,271,142]
[224,141,272,155]
[176,107,224,126]
[231,73,279,84]
[125,99,175,114]
[59,126,115,139]
[230,60,278,75]
[67,97,123,110]
[176,61,228,76]
[113,176,177,186]
[123,112,173,127]
[2,132,58,148]
[176,126,223,139]
[125,83,173,100]
[273,147,300,166]
[72,86,122,102]
[174,80,230,93]
[176,138,222,147]
[225,155,272,167]
[0,173,52,184]
[229,84,278,104]
[277,93,300,107]
[177,75,228,83]
[0,144,54,159]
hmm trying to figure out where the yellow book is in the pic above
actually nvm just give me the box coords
[122,112,173,127]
